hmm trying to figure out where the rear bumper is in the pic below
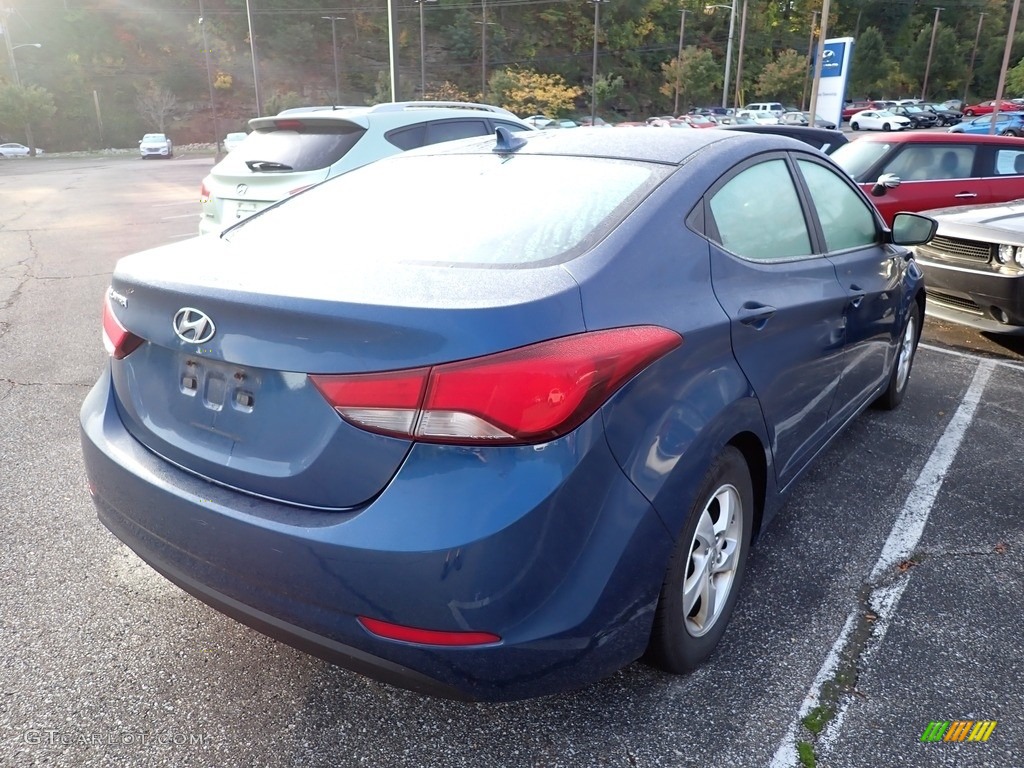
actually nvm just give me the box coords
[80,372,672,701]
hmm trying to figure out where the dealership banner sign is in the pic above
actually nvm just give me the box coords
[815,37,855,128]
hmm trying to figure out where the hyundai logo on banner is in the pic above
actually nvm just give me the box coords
[821,42,846,78]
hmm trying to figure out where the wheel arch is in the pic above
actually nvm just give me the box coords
[727,431,768,541]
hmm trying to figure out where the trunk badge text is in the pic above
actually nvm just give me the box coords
[173,308,216,344]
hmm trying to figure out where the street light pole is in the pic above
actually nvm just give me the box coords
[245,0,262,115]
[705,2,737,109]
[198,8,221,160]
[415,0,437,97]
[321,15,344,105]
[673,9,687,116]
[963,12,985,106]
[801,11,818,111]
[921,7,943,101]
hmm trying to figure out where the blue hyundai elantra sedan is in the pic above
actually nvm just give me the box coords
[81,128,935,701]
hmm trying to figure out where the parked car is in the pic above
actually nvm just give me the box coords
[198,101,533,234]
[779,111,837,130]
[948,111,1024,137]
[914,198,1024,333]
[830,132,1024,225]
[718,123,848,154]
[0,142,43,157]
[81,127,935,701]
[841,101,875,121]
[139,133,173,159]
[892,105,940,129]
[742,101,785,118]
[523,115,555,128]
[962,100,1019,116]
[848,110,912,132]
[734,109,778,125]
[223,132,248,152]
[922,103,962,126]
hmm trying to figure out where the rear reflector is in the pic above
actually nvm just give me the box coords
[102,295,144,359]
[311,326,681,445]
[357,616,501,647]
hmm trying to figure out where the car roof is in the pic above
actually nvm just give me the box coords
[260,101,520,124]
[855,131,1024,144]
[398,125,809,166]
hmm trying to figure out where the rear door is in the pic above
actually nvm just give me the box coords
[704,154,848,488]
[983,143,1024,203]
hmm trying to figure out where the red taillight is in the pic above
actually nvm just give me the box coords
[357,616,501,647]
[311,326,681,445]
[199,177,211,203]
[102,296,144,359]
[274,119,304,131]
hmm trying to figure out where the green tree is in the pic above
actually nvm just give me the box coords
[0,84,57,155]
[848,27,889,99]
[754,50,806,103]
[660,47,720,114]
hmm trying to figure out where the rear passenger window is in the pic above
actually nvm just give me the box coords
[881,145,974,181]
[709,159,813,261]
[994,148,1024,175]
[386,124,426,150]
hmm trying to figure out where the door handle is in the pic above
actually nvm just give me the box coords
[737,302,777,328]
[953,192,978,199]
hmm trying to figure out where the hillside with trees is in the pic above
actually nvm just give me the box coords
[1,0,1023,152]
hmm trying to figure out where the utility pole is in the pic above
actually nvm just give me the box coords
[990,0,1021,133]
[198,6,221,160]
[321,15,344,105]
[921,7,943,101]
[590,0,608,123]
[733,0,749,109]
[673,9,687,116]
[963,12,985,106]
[245,0,262,115]
[808,0,831,129]
[802,11,818,111]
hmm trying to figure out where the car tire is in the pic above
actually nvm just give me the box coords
[875,302,921,411]
[645,445,753,674]
[965,109,975,116]
[851,122,860,131]
[1002,129,1021,137]
[883,122,892,131]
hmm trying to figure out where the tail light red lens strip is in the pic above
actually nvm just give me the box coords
[311,326,682,445]
[357,616,501,647]
[102,296,144,360]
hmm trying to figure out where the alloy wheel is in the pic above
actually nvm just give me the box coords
[682,483,743,638]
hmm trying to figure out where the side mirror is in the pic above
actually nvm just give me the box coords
[871,172,901,196]
[890,212,937,246]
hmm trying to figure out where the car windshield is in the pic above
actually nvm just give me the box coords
[830,140,893,181]
[225,153,668,265]
[143,134,165,141]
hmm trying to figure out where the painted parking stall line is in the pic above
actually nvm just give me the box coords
[769,358,996,768]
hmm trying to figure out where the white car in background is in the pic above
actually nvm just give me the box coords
[734,109,779,125]
[849,110,912,132]
[223,132,248,152]
[139,133,173,159]
[0,143,44,157]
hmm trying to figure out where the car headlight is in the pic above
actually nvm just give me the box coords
[996,244,1024,266]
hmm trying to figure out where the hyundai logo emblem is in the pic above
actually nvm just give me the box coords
[173,308,216,344]
[236,183,248,196]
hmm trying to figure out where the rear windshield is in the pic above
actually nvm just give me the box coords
[830,140,892,182]
[225,153,668,266]
[216,123,366,173]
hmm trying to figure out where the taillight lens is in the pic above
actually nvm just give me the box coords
[102,296,144,359]
[311,326,681,445]
[199,177,211,203]
[357,616,500,647]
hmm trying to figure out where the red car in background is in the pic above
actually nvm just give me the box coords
[962,100,1019,116]
[830,132,1024,225]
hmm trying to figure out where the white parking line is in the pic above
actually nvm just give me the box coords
[162,213,199,220]
[153,201,196,208]
[920,342,1024,373]
[768,358,995,767]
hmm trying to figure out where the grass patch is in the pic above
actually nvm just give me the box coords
[797,741,817,768]
[802,704,835,736]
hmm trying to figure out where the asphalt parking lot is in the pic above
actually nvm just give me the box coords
[0,155,1021,767]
